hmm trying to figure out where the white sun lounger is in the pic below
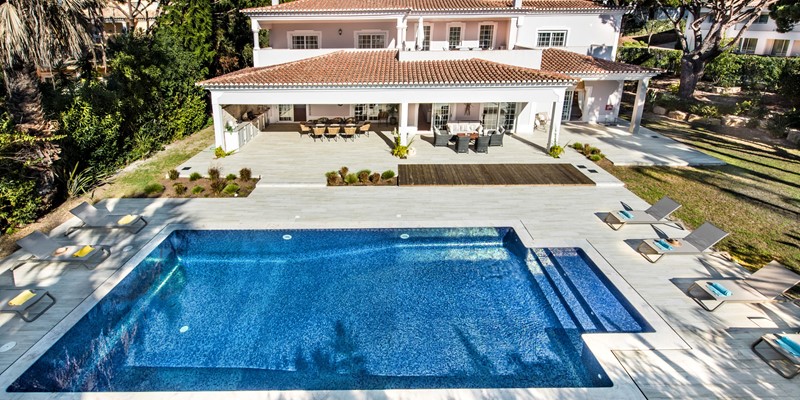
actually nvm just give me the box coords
[66,202,147,235]
[15,231,110,270]
[637,222,729,263]
[688,261,800,311]
[604,196,681,230]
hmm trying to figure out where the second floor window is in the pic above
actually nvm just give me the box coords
[448,26,462,50]
[537,31,566,47]
[479,25,494,50]
[735,38,757,54]
[755,14,769,24]
[291,35,319,49]
[357,33,386,49]
[771,39,789,56]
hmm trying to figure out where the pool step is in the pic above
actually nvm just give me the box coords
[532,249,605,333]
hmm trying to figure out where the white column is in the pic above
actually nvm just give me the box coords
[251,20,261,49]
[399,102,409,145]
[211,93,226,151]
[416,17,424,50]
[547,90,565,150]
[786,40,794,56]
[611,80,625,122]
[396,17,405,49]
[629,77,650,134]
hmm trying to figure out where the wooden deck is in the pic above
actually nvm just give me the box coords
[398,163,595,186]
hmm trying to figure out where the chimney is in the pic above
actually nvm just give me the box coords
[272,0,280,6]
[514,0,523,8]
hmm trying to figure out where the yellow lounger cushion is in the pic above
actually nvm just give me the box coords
[9,290,36,306]
[117,215,137,225]
[73,245,95,258]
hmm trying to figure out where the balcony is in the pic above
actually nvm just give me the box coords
[398,48,542,69]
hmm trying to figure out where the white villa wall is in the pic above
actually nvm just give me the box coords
[581,80,623,123]
[515,13,622,59]
[308,104,351,119]
[268,21,398,49]
[688,12,800,56]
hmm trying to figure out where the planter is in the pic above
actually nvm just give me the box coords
[408,147,417,157]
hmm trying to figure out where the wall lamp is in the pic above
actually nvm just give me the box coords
[338,28,343,35]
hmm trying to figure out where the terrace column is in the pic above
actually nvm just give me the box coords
[251,20,261,49]
[546,92,565,150]
[399,102,409,145]
[211,93,226,151]
[396,17,406,50]
[629,77,650,134]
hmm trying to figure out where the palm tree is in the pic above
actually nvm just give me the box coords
[0,0,102,205]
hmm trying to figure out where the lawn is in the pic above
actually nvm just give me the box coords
[601,117,800,272]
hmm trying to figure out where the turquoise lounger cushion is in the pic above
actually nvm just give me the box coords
[618,210,633,219]
[777,335,800,357]
[706,282,732,297]
[654,239,673,251]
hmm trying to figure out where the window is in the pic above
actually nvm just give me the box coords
[356,33,386,49]
[755,14,769,24]
[448,26,462,49]
[291,34,319,49]
[433,104,450,129]
[278,104,293,121]
[735,38,758,54]
[479,24,494,50]
[537,31,567,47]
[502,102,517,131]
[422,25,431,51]
[561,90,573,121]
[771,39,789,56]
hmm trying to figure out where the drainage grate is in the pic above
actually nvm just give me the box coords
[181,167,192,171]
[587,169,598,173]
[576,165,587,169]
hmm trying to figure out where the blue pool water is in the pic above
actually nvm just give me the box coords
[9,228,649,392]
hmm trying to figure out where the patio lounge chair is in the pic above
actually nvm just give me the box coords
[489,127,505,147]
[636,222,728,263]
[311,126,325,142]
[752,332,800,378]
[433,127,451,147]
[475,135,490,153]
[15,231,110,270]
[687,261,800,311]
[455,135,470,153]
[604,196,682,230]
[65,202,147,235]
[341,126,357,142]
[1,287,56,322]
[325,125,340,141]
[298,123,311,138]
[357,122,371,137]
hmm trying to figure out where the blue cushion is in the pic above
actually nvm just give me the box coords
[654,239,674,251]
[706,282,732,297]
[777,336,800,357]
[618,210,633,220]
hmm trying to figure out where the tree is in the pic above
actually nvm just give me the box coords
[653,1,799,99]
[157,0,214,74]
[108,1,160,32]
[770,0,800,32]
[0,0,102,206]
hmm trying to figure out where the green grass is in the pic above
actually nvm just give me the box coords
[602,118,800,273]
[98,127,214,198]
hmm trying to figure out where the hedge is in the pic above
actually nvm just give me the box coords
[616,47,683,75]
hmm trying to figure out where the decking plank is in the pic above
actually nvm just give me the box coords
[398,164,595,186]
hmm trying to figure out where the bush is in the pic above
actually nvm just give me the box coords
[667,83,680,94]
[733,100,754,116]
[191,185,204,194]
[589,154,604,162]
[143,183,165,195]
[654,92,683,111]
[767,115,790,138]
[0,179,40,234]
[210,178,226,194]
[339,166,349,181]
[688,103,720,118]
[222,183,240,195]
[549,145,564,158]
[214,146,234,158]
[705,50,742,87]
[357,169,371,183]
[571,142,583,150]
[345,173,358,184]
[173,182,187,195]
[189,172,202,181]
[616,47,682,75]
[226,173,237,181]
[325,171,341,185]
[239,168,252,181]
[369,172,381,184]
[381,170,395,180]
[168,169,180,180]
[208,167,221,180]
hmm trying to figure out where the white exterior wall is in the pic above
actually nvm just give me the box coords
[688,13,800,56]
[581,80,624,123]
[515,13,622,60]
[268,21,398,49]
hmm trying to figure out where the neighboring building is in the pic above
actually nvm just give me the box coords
[101,1,160,35]
[199,0,658,152]
[686,10,800,56]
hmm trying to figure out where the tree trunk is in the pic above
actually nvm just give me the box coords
[678,53,706,100]
[4,65,60,208]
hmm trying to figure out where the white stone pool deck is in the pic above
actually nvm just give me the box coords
[1,181,798,399]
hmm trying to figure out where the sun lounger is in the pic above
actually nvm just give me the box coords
[1,287,56,322]
[66,202,147,235]
[637,222,728,263]
[687,261,800,311]
[752,332,800,378]
[15,231,110,270]
[604,196,681,230]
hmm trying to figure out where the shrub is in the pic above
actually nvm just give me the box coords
[733,100,754,116]
[191,185,204,194]
[239,168,252,181]
[667,83,680,94]
[173,182,187,195]
[345,173,358,184]
[705,50,742,87]
[189,172,202,181]
[688,103,720,118]
[571,142,583,150]
[357,169,371,183]
[0,179,40,234]
[369,172,381,184]
[143,183,165,195]
[589,154,604,162]
[208,167,221,180]
[325,171,341,185]
[210,178,226,194]
[616,47,682,75]
[214,146,234,158]
[222,183,240,195]
[226,173,237,181]
[168,169,180,180]
[766,115,790,138]
[548,145,564,158]
[381,170,395,180]
[339,166,349,181]
[590,147,602,155]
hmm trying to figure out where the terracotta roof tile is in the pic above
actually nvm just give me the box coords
[199,50,575,88]
[244,0,613,13]
[540,48,658,75]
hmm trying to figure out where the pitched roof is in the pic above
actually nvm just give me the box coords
[540,48,659,75]
[198,50,575,88]
[243,0,614,14]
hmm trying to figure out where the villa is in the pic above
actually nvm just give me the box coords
[686,9,800,56]
[199,0,659,152]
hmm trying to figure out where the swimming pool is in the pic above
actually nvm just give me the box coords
[8,227,649,392]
